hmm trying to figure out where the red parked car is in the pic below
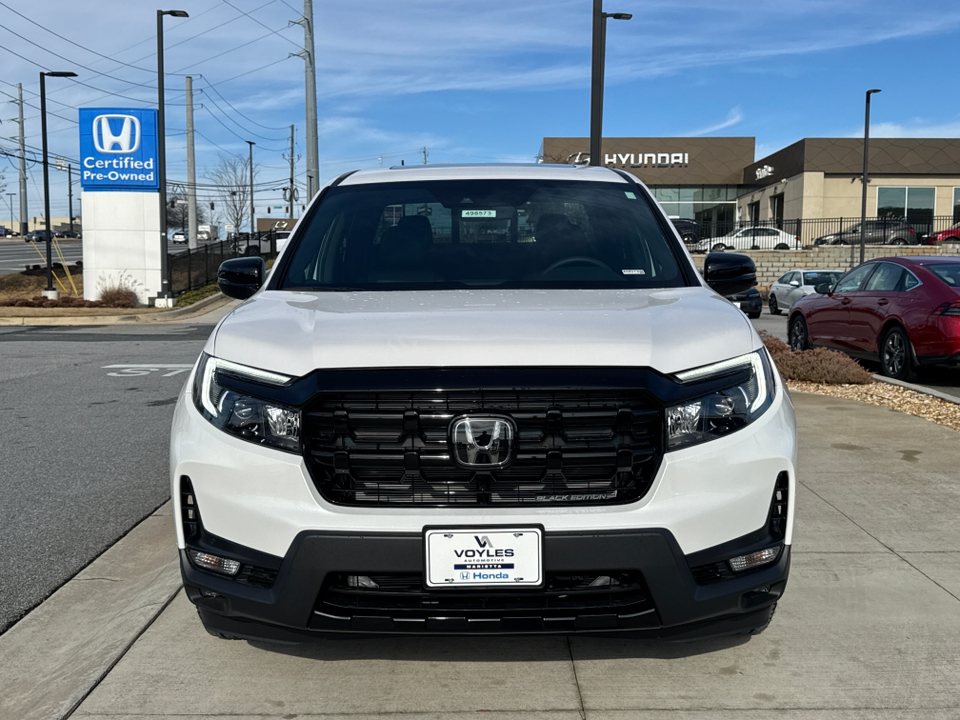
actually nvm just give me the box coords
[921,223,960,246]
[787,256,960,379]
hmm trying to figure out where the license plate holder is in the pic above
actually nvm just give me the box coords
[423,526,543,589]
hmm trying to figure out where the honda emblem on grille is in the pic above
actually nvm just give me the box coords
[450,415,515,469]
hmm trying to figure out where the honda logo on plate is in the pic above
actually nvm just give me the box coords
[450,416,515,469]
[92,114,141,154]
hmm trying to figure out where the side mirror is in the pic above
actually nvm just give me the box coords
[789,280,800,287]
[703,252,757,297]
[814,283,832,295]
[218,256,265,300]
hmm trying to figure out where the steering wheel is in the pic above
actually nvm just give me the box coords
[541,256,615,276]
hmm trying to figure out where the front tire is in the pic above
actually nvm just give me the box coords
[774,243,790,250]
[711,243,727,252]
[789,315,810,351]
[880,326,914,380]
[890,238,907,246]
[769,294,781,315]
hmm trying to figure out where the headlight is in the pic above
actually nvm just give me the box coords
[666,349,777,451]
[192,353,300,453]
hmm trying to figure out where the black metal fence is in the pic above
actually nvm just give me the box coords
[167,230,281,296]
[685,215,960,251]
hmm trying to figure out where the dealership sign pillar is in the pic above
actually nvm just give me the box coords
[79,108,163,305]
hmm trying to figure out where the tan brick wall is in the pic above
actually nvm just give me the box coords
[690,245,960,294]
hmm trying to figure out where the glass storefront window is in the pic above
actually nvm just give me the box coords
[877,186,934,233]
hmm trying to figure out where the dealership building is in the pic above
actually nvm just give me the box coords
[541,136,960,233]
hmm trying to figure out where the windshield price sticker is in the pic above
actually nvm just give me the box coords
[424,527,543,588]
[461,209,497,218]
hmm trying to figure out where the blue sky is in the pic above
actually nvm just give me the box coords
[3,0,960,223]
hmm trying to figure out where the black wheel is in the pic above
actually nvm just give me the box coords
[943,236,960,244]
[774,243,790,250]
[711,243,727,252]
[748,310,761,319]
[768,294,781,315]
[880,326,914,380]
[789,315,810,352]
[890,238,907,246]
[836,239,849,245]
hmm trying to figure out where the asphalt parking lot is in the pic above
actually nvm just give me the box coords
[3,391,959,720]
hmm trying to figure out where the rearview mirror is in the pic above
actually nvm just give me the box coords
[703,252,757,297]
[218,256,265,300]
[814,283,832,295]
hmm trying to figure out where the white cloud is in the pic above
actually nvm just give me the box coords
[685,107,743,136]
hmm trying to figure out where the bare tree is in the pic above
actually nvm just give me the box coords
[206,153,257,235]
[165,188,206,232]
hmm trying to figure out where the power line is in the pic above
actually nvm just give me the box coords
[0,2,155,75]
[198,76,290,131]
[220,0,301,49]
[0,20,157,89]
[197,90,287,142]
[199,104,286,153]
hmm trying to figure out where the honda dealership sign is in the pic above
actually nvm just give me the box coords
[79,108,159,191]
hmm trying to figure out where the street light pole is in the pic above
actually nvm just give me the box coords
[589,1,631,166]
[6,192,15,234]
[39,70,77,300]
[156,9,189,307]
[860,88,881,265]
[247,140,255,236]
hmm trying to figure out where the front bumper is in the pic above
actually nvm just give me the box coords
[183,528,789,641]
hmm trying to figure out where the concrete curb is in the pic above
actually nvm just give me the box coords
[0,292,229,327]
[872,373,960,405]
[0,503,182,720]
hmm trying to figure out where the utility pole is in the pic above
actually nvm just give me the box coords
[16,83,27,237]
[67,165,74,234]
[283,124,299,219]
[247,140,255,236]
[292,0,319,200]
[186,75,198,250]
[422,146,428,165]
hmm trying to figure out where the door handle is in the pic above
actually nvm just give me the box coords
[877,298,889,306]
[840,297,851,305]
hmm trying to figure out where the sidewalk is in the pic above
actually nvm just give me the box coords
[1,392,959,719]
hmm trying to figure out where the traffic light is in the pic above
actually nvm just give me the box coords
[267,207,271,214]
[210,202,214,210]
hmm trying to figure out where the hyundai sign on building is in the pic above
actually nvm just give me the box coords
[79,108,163,304]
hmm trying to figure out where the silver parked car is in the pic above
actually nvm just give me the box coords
[768,268,844,315]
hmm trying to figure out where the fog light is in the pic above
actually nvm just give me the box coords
[346,575,379,589]
[728,546,780,573]
[188,549,241,576]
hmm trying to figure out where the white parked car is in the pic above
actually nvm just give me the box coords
[171,230,187,244]
[170,164,796,644]
[697,226,799,252]
[768,268,845,315]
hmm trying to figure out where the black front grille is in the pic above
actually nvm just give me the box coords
[302,388,662,507]
[313,571,658,633]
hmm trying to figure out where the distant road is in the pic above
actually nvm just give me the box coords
[0,239,190,278]
[0,239,83,277]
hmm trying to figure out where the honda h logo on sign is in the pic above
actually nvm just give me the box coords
[79,108,159,192]
[92,114,141,154]
[450,416,516,469]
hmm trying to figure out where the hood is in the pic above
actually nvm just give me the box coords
[210,288,759,378]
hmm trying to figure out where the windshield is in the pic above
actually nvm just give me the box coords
[803,271,842,286]
[276,179,689,291]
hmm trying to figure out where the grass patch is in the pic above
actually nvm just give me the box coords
[760,330,874,384]
[176,282,221,307]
